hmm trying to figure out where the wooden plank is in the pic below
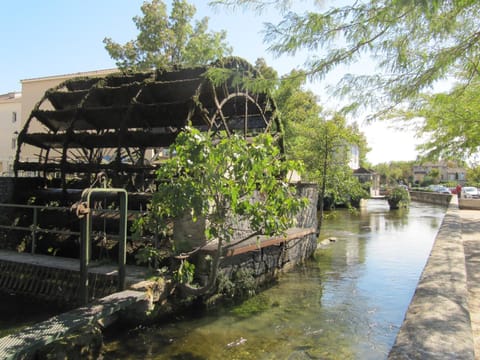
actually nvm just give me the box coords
[0,290,147,359]
[200,227,317,256]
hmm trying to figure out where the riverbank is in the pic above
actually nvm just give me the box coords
[389,196,479,359]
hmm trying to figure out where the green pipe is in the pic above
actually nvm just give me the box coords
[79,188,128,305]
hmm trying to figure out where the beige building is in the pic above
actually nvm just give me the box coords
[19,69,117,164]
[1,70,118,177]
[413,161,467,184]
[0,92,22,175]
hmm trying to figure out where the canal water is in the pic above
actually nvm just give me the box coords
[101,199,446,359]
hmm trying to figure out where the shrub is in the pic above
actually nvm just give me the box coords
[386,187,410,209]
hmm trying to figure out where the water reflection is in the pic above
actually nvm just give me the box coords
[102,200,445,359]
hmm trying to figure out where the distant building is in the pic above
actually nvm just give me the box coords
[349,144,360,170]
[353,167,380,197]
[0,92,22,175]
[412,161,466,184]
[19,69,116,163]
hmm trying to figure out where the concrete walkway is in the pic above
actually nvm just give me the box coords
[0,290,147,359]
[461,207,480,358]
[389,198,480,359]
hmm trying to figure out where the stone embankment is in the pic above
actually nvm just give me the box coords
[0,182,319,358]
[388,196,480,359]
[409,190,452,206]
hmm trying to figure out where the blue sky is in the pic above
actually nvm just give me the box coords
[0,0,290,93]
[0,0,420,165]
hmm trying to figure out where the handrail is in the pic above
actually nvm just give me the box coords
[0,203,76,254]
[0,203,142,255]
[79,188,128,305]
[0,199,132,305]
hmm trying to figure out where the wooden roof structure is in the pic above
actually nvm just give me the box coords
[14,57,281,190]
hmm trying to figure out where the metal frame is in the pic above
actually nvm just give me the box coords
[79,187,128,304]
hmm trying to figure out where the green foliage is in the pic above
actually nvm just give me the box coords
[231,293,271,318]
[290,112,368,213]
[392,80,480,161]
[216,268,257,300]
[134,245,170,269]
[373,161,414,186]
[273,70,370,213]
[386,186,410,209]
[104,0,232,71]
[213,0,480,117]
[419,175,447,187]
[153,127,305,244]
[174,259,196,284]
[138,127,306,294]
[467,167,480,187]
[428,168,440,182]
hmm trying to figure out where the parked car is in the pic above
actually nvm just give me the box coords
[462,186,480,198]
[427,184,452,194]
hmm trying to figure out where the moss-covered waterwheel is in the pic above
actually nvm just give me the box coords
[14,57,282,193]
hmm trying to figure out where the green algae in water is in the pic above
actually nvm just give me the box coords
[231,293,276,318]
[100,201,446,359]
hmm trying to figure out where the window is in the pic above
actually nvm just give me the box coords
[11,138,16,150]
[12,112,17,123]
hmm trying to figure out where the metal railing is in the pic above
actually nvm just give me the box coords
[0,203,80,255]
[0,197,143,304]
[78,187,128,304]
[0,203,140,255]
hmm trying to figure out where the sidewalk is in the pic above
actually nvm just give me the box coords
[461,207,480,358]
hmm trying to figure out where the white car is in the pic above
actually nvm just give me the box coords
[462,186,479,198]
[427,184,451,194]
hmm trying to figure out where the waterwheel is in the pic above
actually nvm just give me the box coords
[14,57,282,193]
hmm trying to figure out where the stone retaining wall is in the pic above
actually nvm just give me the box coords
[0,177,14,204]
[459,198,480,210]
[201,183,319,300]
[409,190,452,206]
[388,199,475,359]
[0,176,46,204]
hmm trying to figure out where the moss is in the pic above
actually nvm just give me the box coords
[216,267,257,300]
[36,324,103,360]
[231,293,272,318]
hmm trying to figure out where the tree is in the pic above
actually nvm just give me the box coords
[373,160,414,186]
[274,70,322,156]
[292,112,368,222]
[137,127,306,296]
[428,168,441,184]
[392,80,480,161]
[211,0,480,116]
[467,166,480,187]
[104,0,232,71]
[386,186,410,210]
[273,70,369,221]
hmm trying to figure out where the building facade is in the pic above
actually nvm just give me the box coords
[353,167,381,197]
[19,69,116,164]
[0,92,22,175]
[412,162,467,184]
